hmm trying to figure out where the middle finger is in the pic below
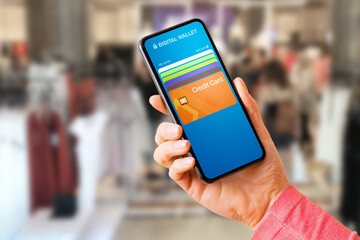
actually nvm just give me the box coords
[153,140,190,168]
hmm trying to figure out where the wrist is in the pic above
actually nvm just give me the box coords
[250,176,290,230]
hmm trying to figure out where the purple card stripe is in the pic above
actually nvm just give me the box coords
[164,62,220,88]
[167,67,222,92]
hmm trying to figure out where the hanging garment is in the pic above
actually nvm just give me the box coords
[0,109,30,240]
[27,111,75,212]
[315,86,351,183]
[100,86,152,179]
[69,111,108,212]
[291,143,308,183]
[67,76,95,121]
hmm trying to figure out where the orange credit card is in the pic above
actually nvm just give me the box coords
[169,71,237,124]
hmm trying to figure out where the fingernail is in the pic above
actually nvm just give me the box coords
[167,124,180,136]
[181,157,194,166]
[174,140,187,150]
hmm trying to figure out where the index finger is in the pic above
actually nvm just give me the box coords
[155,122,183,145]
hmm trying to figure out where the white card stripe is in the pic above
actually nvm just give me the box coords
[158,49,213,74]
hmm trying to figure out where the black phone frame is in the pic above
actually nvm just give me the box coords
[139,18,266,183]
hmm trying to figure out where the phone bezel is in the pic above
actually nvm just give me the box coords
[139,18,265,183]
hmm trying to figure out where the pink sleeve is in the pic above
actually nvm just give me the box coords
[252,185,359,240]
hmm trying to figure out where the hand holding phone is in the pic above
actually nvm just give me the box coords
[151,78,290,230]
[139,19,265,182]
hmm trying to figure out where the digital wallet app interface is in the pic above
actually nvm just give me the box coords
[144,21,263,179]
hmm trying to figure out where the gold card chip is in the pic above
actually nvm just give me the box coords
[179,96,188,105]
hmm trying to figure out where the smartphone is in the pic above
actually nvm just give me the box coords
[139,19,265,183]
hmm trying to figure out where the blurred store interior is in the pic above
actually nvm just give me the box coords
[0,0,360,239]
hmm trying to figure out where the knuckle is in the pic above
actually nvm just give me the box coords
[153,143,174,166]
[154,134,162,145]
[158,122,168,131]
[168,168,174,179]
[153,147,161,163]
[250,96,258,108]
[249,101,260,116]
[168,166,180,181]
[155,122,171,144]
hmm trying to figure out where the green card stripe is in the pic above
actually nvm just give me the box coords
[160,54,215,78]
[163,58,218,82]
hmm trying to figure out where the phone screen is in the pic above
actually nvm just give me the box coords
[143,20,264,181]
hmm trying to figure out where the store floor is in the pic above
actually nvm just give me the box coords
[116,215,253,240]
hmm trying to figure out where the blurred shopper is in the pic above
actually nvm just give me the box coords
[249,48,267,98]
[149,78,359,240]
[254,49,267,70]
[228,40,246,80]
[290,50,317,154]
[313,44,331,92]
[229,45,262,96]
[282,46,296,73]
[239,56,261,96]
[94,46,123,82]
[257,59,294,116]
[257,59,298,181]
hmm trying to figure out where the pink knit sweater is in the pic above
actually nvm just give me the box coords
[252,185,360,240]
